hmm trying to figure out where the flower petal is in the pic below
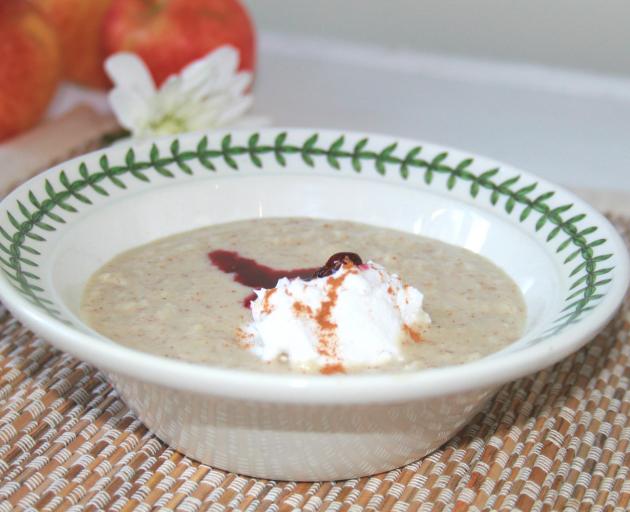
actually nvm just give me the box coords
[105,53,158,134]
[181,46,239,88]
[214,95,253,126]
[105,52,156,97]
[181,46,241,99]
[108,88,149,133]
[107,45,268,139]
[227,72,253,97]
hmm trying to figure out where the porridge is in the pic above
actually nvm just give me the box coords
[81,217,526,373]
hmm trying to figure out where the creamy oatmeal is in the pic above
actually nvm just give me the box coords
[81,218,526,373]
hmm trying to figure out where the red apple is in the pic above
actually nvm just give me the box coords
[0,0,61,141]
[34,0,114,89]
[103,0,255,86]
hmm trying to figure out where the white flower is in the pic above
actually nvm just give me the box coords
[105,46,264,138]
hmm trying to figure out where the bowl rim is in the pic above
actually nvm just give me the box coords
[0,127,627,404]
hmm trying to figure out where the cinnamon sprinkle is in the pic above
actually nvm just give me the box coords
[235,327,253,349]
[314,265,356,358]
[261,288,277,314]
[292,301,313,316]
[320,363,345,375]
[403,324,422,343]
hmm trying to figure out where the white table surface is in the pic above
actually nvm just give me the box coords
[15,32,630,203]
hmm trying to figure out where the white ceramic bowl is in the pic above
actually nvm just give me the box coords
[0,129,627,481]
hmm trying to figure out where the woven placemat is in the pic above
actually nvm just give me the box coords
[0,219,629,512]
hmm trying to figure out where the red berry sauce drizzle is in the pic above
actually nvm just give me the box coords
[208,250,363,308]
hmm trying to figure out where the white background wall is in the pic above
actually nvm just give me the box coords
[240,1,630,195]
[245,1,630,77]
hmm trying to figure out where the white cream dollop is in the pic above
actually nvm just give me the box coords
[242,261,431,372]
